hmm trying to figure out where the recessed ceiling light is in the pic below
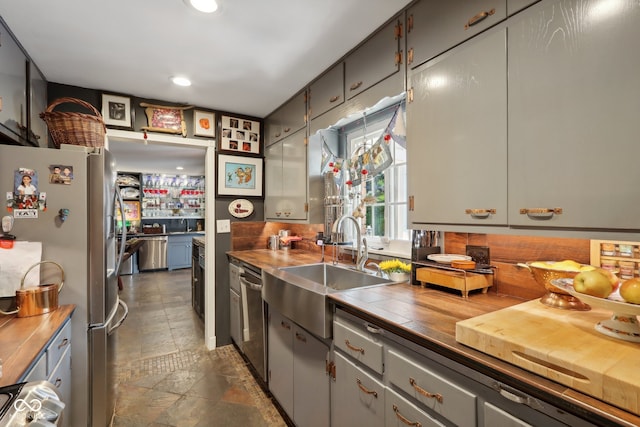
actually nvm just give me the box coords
[184,0,218,13]
[171,76,192,87]
[176,166,184,171]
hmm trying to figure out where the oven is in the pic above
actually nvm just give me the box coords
[0,381,66,425]
[239,263,267,383]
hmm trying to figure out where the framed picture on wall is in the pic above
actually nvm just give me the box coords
[219,115,261,155]
[193,110,215,137]
[101,93,134,130]
[216,154,263,197]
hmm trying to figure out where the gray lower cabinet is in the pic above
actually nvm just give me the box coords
[23,319,72,427]
[385,388,445,427]
[268,309,330,427]
[406,0,506,69]
[407,24,507,227]
[507,0,640,231]
[167,234,193,270]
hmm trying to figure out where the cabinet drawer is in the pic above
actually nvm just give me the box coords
[483,402,532,427]
[386,348,477,427]
[46,320,71,377]
[332,351,385,427]
[333,317,383,374]
[385,388,446,427]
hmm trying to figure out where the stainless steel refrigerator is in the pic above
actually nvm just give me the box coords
[0,143,128,426]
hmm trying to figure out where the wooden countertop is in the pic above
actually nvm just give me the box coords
[227,249,639,426]
[0,305,75,387]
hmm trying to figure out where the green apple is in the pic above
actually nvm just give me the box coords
[573,270,614,298]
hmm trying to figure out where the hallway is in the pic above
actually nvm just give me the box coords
[113,269,287,427]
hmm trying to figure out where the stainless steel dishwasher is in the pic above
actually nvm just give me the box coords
[239,263,267,382]
[138,236,168,271]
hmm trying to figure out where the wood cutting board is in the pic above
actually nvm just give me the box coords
[456,299,640,415]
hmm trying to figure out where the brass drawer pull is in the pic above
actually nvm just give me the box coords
[283,127,291,133]
[519,207,563,219]
[295,332,307,343]
[344,339,365,354]
[356,378,378,397]
[465,208,496,218]
[274,132,281,138]
[409,377,443,403]
[280,321,291,330]
[349,81,363,91]
[329,95,339,103]
[465,8,495,29]
[393,404,422,427]
[275,211,282,217]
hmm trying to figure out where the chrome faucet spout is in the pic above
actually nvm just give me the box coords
[331,215,367,271]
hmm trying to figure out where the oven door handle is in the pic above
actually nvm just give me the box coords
[240,276,262,291]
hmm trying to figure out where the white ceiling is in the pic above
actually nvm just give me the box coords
[0,0,411,174]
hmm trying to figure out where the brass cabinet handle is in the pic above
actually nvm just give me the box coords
[280,320,291,330]
[295,332,307,343]
[392,404,422,427]
[344,339,365,355]
[349,81,363,91]
[329,96,339,103]
[465,208,496,218]
[407,48,414,65]
[283,127,291,133]
[409,377,443,403]
[275,211,282,217]
[356,378,378,397]
[519,207,563,219]
[465,8,495,29]
[274,132,281,138]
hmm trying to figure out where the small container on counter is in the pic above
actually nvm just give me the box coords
[618,260,636,279]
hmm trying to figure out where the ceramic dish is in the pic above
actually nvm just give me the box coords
[427,254,472,264]
[552,278,640,342]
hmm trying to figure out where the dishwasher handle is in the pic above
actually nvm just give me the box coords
[240,275,262,291]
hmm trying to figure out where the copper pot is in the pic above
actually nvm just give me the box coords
[0,261,65,318]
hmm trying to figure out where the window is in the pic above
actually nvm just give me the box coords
[341,104,408,241]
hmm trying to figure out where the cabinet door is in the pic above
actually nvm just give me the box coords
[49,346,72,427]
[483,402,532,427]
[268,310,294,419]
[29,61,48,147]
[264,140,283,219]
[345,17,401,99]
[331,351,385,427]
[407,25,507,227]
[309,62,344,120]
[167,236,191,270]
[508,0,640,230]
[292,325,330,427]
[0,20,28,142]
[406,0,506,69]
[268,91,307,145]
[281,128,308,220]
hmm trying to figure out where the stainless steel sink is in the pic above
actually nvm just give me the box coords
[262,263,394,338]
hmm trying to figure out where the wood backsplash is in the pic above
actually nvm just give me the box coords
[230,222,591,301]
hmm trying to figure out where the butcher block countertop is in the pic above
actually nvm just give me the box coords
[0,305,75,387]
[228,249,640,426]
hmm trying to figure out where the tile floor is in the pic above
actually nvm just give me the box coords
[113,269,287,427]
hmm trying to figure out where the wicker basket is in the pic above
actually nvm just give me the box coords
[40,97,106,148]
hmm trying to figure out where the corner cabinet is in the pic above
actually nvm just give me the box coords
[507,0,640,231]
[265,90,307,146]
[407,24,508,227]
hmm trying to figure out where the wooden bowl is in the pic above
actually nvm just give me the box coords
[451,260,476,270]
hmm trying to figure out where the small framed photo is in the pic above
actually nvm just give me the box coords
[217,154,263,197]
[193,110,215,137]
[220,115,261,154]
[101,94,134,130]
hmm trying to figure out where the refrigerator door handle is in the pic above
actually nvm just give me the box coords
[108,297,129,335]
[115,188,127,275]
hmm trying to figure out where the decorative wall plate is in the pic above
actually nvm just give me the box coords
[228,198,254,218]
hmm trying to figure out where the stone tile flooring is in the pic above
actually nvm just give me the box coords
[112,269,287,427]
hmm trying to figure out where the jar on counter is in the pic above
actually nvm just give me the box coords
[618,260,636,279]
[601,242,616,256]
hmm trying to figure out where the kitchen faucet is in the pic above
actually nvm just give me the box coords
[331,215,368,271]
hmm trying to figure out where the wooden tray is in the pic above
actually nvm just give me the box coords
[416,267,492,298]
[456,300,640,415]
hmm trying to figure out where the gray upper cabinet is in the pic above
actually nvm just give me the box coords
[406,0,506,69]
[265,90,307,146]
[508,0,640,231]
[507,0,540,16]
[29,62,48,147]
[345,17,402,100]
[309,62,344,120]
[0,19,28,143]
[407,24,507,227]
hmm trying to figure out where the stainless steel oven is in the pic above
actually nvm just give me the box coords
[239,264,267,383]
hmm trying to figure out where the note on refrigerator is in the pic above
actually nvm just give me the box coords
[0,241,42,296]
